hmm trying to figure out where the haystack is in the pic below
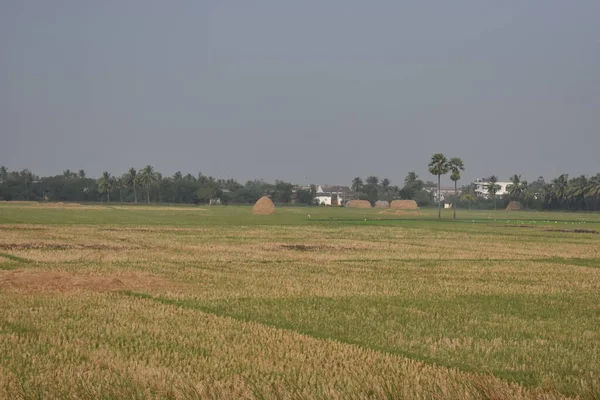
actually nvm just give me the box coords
[253,196,276,215]
[390,200,419,210]
[374,200,390,208]
[506,201,521,211]
[346,200,372,209]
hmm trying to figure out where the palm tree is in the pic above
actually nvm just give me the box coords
[552,174,569,210]
[138,165,157,204]
[351,177,363,192]
[567,175,589,211]
[115,176,126,203]
[448,157,465,220]
[124,168,138,203]
[97,172,113,202]
[586,175,600,211]
[428,153,449,219]
[507,174,525,201]
[486,175,501,210]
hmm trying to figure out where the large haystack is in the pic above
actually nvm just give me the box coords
[253,196,276,215]
[346,200,372,209]
[374,200,390,208]
[390,200,419,210]
[506,201,521,211]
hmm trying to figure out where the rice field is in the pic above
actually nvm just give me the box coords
[0,203,599,399]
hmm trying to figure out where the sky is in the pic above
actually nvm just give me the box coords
[1,1,599,187]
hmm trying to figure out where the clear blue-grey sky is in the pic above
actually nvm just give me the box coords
[1,1,599,186]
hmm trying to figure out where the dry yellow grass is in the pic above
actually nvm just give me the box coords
[0,207,599,399]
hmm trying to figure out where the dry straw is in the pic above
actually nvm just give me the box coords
[346,200,372,209]
[506,201,521,211]
[253,196,276,215]
[390,200,419,209]
[374,200,390,208]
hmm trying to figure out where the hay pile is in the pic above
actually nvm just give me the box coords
[253,196,276,215]
[346,200,372,208]
[390,200,419,209]
[374,200,390,208]
[506,201,521,211]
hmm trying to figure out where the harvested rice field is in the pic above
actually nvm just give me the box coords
[0,203,599,399]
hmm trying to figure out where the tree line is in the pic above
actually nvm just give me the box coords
[1,162,599,212]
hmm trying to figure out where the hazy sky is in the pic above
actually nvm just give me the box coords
[1,1,599,186]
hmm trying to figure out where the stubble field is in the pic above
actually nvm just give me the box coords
[0,203,599,399]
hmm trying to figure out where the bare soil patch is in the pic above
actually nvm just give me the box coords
[276,243,368,252]
[112,206,208,211]
[378,210,425,216]
[0,269,176,293]
[546,229,599,234]
[0,226,48,232]
[0,242,142,251]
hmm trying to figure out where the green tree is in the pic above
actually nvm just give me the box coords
[428,153,449,219]
[97,172,113,202]
[0,166,7,183]
[78,169,86,179]
[448,157,465,220]
[351,177,363,192]
[506,174,527,203]
[552,174,569,210]
[138,165,157,204]
[486,175,501,210]
[124,168,138,203]
[567,175,589,211]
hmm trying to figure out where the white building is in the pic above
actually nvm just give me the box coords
[473,178,511,198]
[315,185,351,206]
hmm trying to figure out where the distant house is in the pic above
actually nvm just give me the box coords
[473,178,511,198]
[429,187,456,202]
[315,185,351,206]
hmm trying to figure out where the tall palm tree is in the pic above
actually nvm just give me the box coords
[567,175,589,211]
[138,165,157,204]
[115,176,126,203]
[507,174,525,201]
[586,175,600,211]
[448,157,465,220]
[124,168,138,203]
[487,175,501,210]
[97,172,113,202]
[351,177,363,192]
[428,153,449,219]
[552,174,569,210]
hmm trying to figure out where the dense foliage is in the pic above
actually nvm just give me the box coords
[0,165,599,210]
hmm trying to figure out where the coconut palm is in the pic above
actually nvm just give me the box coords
[138,165,157,204]
[351,177,363,192]
[567,175,589,211]
[507,174,525,201]
[552,174,569,210]
[97,172,113,202]
[115,176,127,203]
[586,175,600,210]
[448,158,465,220]
[487,175,501,210]
[124,168,138,203]
[428,153,449,219]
